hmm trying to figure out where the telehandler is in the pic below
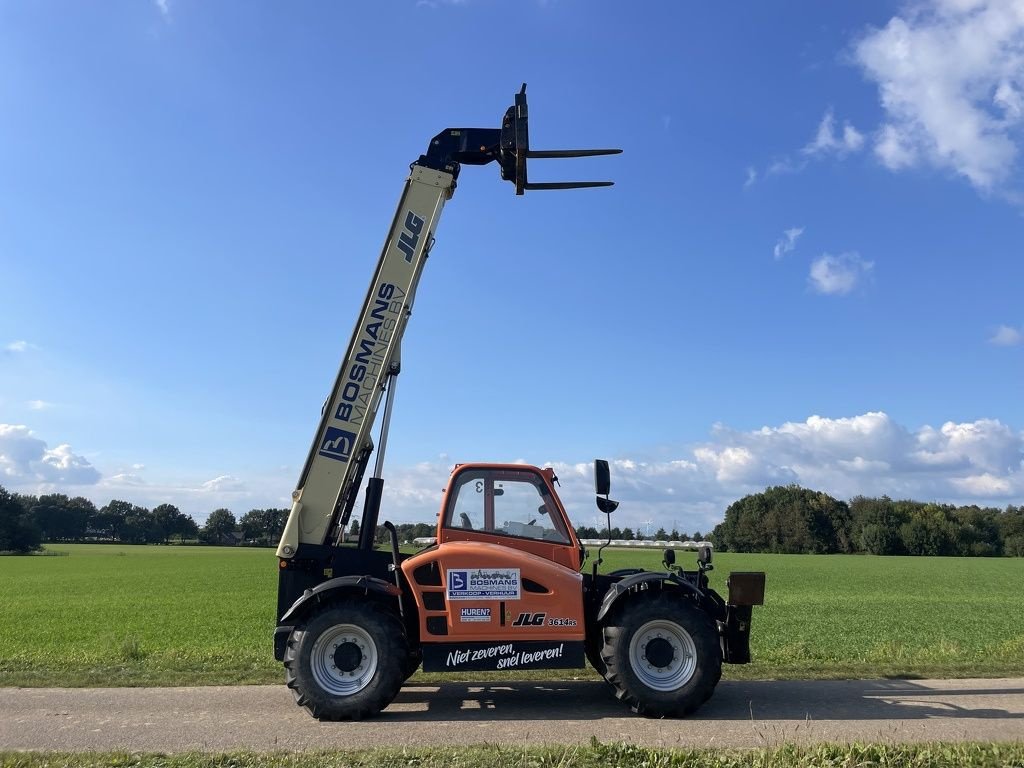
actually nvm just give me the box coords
[274,86,765,719]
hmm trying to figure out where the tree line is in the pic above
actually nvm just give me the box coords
[712,485,1024,557]
[0,485,289,553]
[573,525,706,542]
[4,481,1024,557]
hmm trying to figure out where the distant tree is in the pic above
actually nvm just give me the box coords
[899,504,956,557]
[396,522,436,543]
[237,508,286,546]
[13,492,39,512]
[997,506,1024,557]
[348,518,361,539]
[1005,535,1024,557]
[849,496,906,555]
[30,495,83,542]
[713,486,848,554]
[67,496,98,540]
[951,505,1001,557]
[693,531,704,542]
[655,527,668,540]
[94,499,137,541]
[264,508,287,543]
[125,505,162,544]
[574,525,599,539]
[152,503,197,544]
[26,494,108,543]
[859,523,899,556]
[670,528,681,540]
[621,527,635,540]
[240,509,265,544]
[202,508,237,544]
[0,486,42,554]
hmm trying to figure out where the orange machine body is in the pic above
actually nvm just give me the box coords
[400,463,588,671]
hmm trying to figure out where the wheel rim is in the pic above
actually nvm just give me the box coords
[627,619,697,692]
[310,623,378,696]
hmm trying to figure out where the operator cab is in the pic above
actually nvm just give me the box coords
[437,464,582,572]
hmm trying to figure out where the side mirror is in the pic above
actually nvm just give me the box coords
[698,544,713,567]
[594,459,611,496]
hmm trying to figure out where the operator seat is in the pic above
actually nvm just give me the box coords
[459,512,473,529]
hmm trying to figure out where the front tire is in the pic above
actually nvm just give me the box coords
[601,594,721,717]
[284,600,407,720]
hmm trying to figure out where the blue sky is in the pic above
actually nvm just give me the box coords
[1,0,1022,532]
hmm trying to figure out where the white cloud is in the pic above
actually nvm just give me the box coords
[200,475,244,493]
[809,252,873,294]
[108,472,146,486]
[759,111,864,180]
[950,472,1014,495]
[773,226,805,259]
[744,166,758,188]
[4,340,36,353]
[26,400,53,411]
[766,156,807,176]
[693,445,797,485]
[875,123,919,169]
[0,424,100,485]
[803,109,866,156]
[855,0,1024,191]
[154,0,170,20]
[915,418,1021,474]
[338,412,1021,534]
[995,79,1024,119]
[90,469,295,523]
[4,414,1020,534]
[989,324,1024,345]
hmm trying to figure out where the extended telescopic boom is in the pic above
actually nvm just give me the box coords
[276,85,620,559]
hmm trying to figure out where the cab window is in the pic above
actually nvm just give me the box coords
[445,468,569,544]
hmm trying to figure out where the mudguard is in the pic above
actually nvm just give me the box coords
[596,571,703,623]
[279,574,401,625]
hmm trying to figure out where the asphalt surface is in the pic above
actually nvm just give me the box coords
[2,678,1023,751]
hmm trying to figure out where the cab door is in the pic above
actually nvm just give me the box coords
[400,465,586,672]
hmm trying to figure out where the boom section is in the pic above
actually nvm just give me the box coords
[276,165,454,558]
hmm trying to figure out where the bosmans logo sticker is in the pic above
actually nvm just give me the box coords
[318,427,357,462]
[447,568,521,601]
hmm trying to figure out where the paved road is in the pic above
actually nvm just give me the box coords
[2,678,1023,751]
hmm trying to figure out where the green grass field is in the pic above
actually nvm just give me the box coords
[1,544,1022,687]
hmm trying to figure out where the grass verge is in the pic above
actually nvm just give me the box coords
[3,743,1024,768]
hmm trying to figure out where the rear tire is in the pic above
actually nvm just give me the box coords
[585,636,607,677]
[601,594,721,717]
[284,600,406,720]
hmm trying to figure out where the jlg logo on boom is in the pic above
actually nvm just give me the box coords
[512,612,546,627]
[397,212,424,262]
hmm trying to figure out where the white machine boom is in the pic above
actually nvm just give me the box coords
[276,166,454,558]
[276,84,620,563]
